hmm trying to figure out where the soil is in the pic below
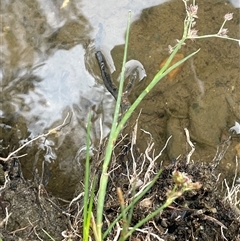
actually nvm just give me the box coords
[103,144,240,241]
[0,137,240,240]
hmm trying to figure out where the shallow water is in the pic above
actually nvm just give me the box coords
[1,0,239,199]
[1,0,169,198]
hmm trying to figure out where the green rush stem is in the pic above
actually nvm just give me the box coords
[116,45,199,136]
[83,111,92,240]
[95,11,132,241]
[96,7,200,240]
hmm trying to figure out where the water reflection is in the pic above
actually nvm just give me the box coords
[1,0,170,199]
[1,0,105,198]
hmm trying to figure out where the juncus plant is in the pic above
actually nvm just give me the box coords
[168,0,239,53]
[85,1,239,240]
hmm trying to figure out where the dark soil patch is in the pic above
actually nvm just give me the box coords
[0,158,68,240]
[100,137,240,241]
[0,134,240,240]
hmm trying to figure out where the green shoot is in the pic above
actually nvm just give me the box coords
[83,110,93,240]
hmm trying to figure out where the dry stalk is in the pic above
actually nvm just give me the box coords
[27,218,42,241]
[113,222,121,241]
[0,112,71,162]
[201,214,227,229]
[0,207,12,228]
[184,128,195,164]
[117,226,165,241]
[0,171,10,191]
[69,192,85,207]
[9,222,33,235]
[33,226,43,241]
[220,226,229,241]
[223,156,240,216]
[212,136,231,169]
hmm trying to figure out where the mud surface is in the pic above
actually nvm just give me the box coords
[0,177,68,240]
[1,0,240,240]
[103,150,240,241]
[1,139,240,240]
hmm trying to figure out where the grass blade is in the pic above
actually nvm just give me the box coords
[83,110,92,240]
[96,11,132,240]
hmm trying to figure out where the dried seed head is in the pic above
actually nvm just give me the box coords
[218,28,229,37]
[224,13,233,21]
[187,4,198,18]
[188,28,198,40]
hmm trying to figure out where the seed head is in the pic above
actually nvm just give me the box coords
[224,13,233,21]
[218,28,229,37]
[187,4,198,18]
[173,170,189,185]
[172,170,202,191]
[188,28,198,40]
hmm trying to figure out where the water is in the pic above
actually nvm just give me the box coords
[1,0,169,198]
[1,0,239,199]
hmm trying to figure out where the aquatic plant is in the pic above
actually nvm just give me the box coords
[82,0,240,240]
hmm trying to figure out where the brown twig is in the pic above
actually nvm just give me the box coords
[0,113,70,162]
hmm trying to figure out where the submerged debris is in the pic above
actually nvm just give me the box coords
[159,53,184,81]
[230,121,240,134]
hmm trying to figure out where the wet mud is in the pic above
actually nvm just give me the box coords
[103,150,240,241]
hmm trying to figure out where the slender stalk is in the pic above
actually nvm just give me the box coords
[96,11,132,240]
[103,169,162,239]
[114,8,199,136]
[87,178,96,237]
[117,188,128,240]
[219,19,228,33]
[188,35,240,42]
[116,47,200,137]
[83,111,92,240]
[123,187,179,239]
[42,229,55,241]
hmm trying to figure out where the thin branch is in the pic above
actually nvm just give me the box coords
[0,113,71,162]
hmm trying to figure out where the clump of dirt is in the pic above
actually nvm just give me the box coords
[0,134,240,240]
[102,143,240,241]
[0,158,68,240]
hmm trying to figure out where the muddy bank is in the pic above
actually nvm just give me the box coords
[103,151,240,241]
[0,142,239,240]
